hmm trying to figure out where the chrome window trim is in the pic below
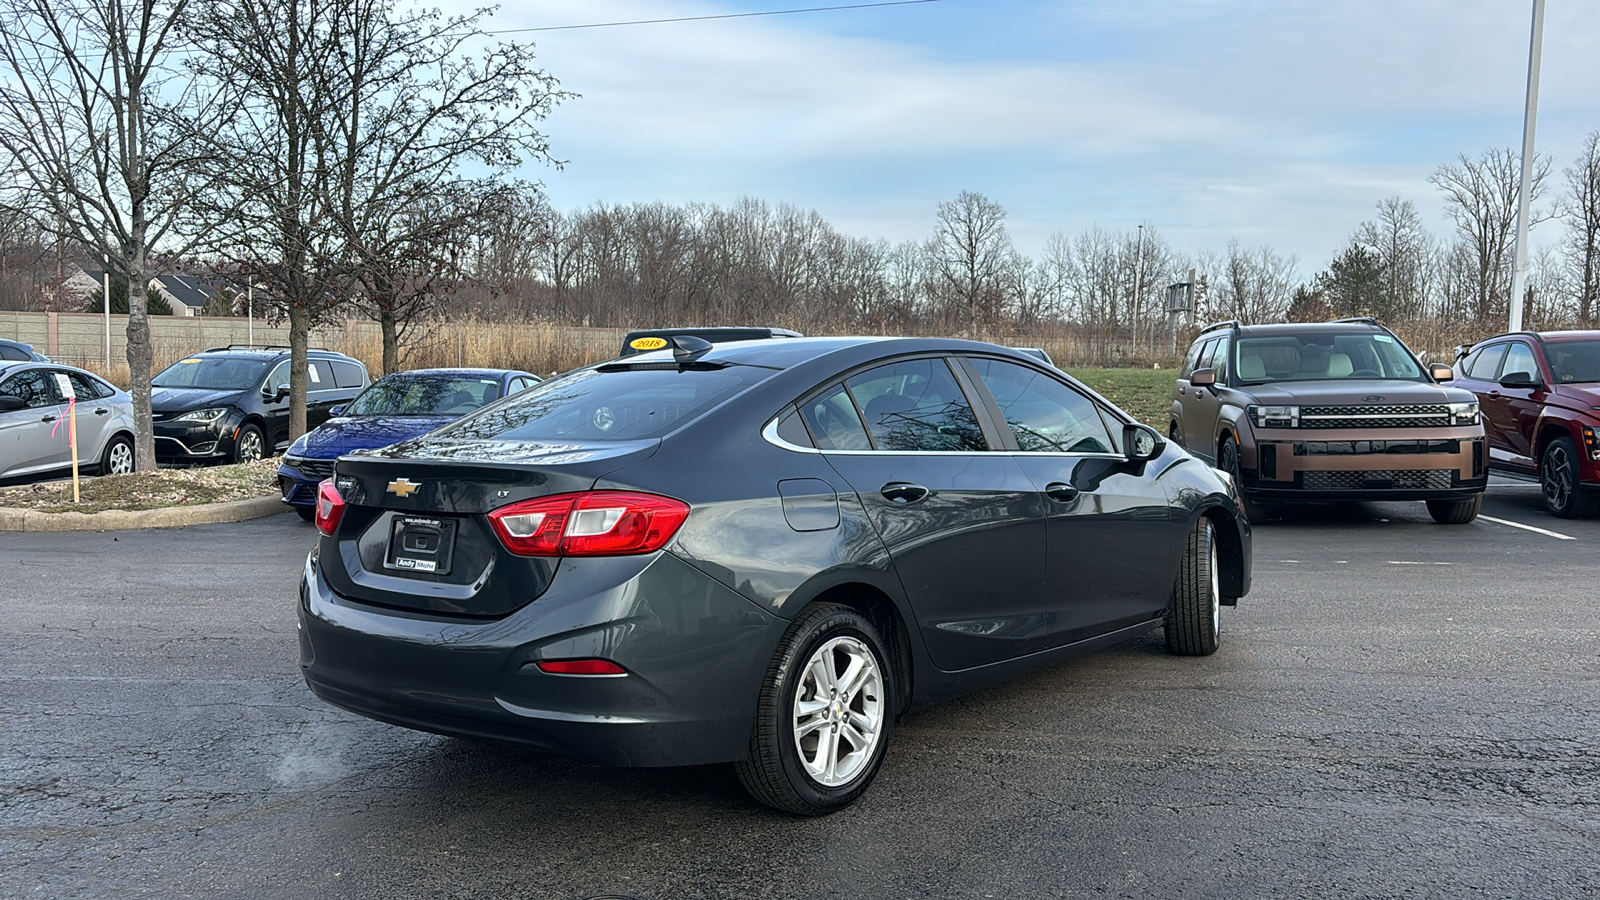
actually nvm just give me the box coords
[761,416,1123,459]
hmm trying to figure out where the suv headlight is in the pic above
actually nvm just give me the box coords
[1447,402,1479,426]
[1248,404,1299,428]
[175,407,229,424]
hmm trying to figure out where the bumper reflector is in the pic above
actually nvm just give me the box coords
[536,659,627,676]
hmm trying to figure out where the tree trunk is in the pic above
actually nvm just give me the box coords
[380,306,399,375]
[288,303,310,441]
[125,238,156,472]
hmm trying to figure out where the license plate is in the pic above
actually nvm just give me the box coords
[384,515,458,576]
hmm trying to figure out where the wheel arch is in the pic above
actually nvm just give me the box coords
[1196,504,1247,602]
[1534,417,1578,463]
[789,581,915,718]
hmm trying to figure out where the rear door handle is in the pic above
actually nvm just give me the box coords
[41,414,57,423]
[880,482,929,504]
[1045,482,1080,502]
[95,407,110,415]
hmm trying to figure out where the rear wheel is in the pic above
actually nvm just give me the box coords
[1541,436,1600,518]
[1426,494,1482,524]
[735,603,895,816]
[1165,517,1220,656]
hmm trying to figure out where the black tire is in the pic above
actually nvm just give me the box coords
[1540,436,1600,518]
[734,603,896,816]
[295,505,317,522]
[1165,517,1221,656]
[97,433,134,476]
[1426,494,1482,524]
[1169,421,1182,448]
[1217,435,1256,520]
[232,423,265,463]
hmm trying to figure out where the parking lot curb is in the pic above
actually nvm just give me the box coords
[0,496,289,532]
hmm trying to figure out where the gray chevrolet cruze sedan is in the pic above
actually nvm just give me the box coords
[298,336,1252,814]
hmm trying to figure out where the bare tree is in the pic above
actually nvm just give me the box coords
[928,190,1013,336]
[0,0,233,469]
[1354,196,1432,320]
[1430,148,1552,322]
[1564,131,1600,325]
[1217,240,1297,324]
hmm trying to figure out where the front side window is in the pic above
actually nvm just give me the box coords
[968,359,1115,454]
[153,356,271,391]
[844,358,986,452]
[0,369,58,408]
[1546,340,1600,384]
[438,365,769,443]
[64,371,113,401]
[1501,342,1538,382]
[1234,332,1425,384]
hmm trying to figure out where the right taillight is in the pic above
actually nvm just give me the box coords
[314,478,345,536]
[487,491,690,557]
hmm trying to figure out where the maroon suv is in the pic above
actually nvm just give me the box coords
[1453,331,1600,518]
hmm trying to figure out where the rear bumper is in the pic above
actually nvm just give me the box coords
[297,548,782,767]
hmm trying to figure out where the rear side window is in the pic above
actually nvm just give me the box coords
[308,360,335,391]
[968,359,1115,454]
[0,345,28,361]
[800,384,871,450]
[438,366,769,443]
[844,358,986,452]
[331,360,367,388]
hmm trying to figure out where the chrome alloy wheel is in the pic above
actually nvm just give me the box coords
[1543,443,1574,511]
[236,429,264,462]
[792,635,885,787]
[107,440,134,475]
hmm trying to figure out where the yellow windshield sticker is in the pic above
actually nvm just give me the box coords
[630,336,669,351]
[179,358,201,364]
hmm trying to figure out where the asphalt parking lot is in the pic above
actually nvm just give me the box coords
[2,479,1597,899]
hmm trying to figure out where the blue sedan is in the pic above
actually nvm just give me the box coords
[277,368,540,519]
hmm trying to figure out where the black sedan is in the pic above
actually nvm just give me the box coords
[299,336,1251,814]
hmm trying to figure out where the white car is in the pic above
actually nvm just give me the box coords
[0,361,136,481]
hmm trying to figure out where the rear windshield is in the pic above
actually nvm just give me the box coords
[1234,333,1424,384]
[1546,340,1600,384]
[434,366,768,442]
[345,375,502,416]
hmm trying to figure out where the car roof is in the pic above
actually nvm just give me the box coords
[1234,322,1384,337]
[620,334,1056,372]
[188,346,358,361]
[373,367,530,379]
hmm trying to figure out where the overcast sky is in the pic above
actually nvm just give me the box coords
[485,1,1600,276]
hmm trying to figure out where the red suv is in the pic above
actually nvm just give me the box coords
[1453,331,1600,518]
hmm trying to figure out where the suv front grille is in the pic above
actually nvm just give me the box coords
[1302,469,1454,491]
[1298,404,1450,428]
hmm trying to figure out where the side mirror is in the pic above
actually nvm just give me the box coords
[328,404,347,417]
[1428,362,1455,383]
[1123,422,1166,463]
[1498,371,1542,390]
[1189,367,1216,388]
[0,395,27,412]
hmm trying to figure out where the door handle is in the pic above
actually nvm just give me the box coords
[880,482,929,504]
[1044,482,1080,502]
[95,408,110,415]
[41,414,57,423]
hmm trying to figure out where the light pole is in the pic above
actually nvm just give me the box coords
[1509,0,1545,332]
[102,251,110,367]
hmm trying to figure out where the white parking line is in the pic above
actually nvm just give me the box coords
[1478,514,1576,541]
[1388,561,1454,565]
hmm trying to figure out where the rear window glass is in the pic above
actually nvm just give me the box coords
[436,366,768,443]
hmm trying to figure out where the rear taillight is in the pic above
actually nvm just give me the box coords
[487,491,690,557]
[536,659,628,676]
[314,478,346,536]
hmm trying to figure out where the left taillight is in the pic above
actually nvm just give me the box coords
[487,490,690,557]
[314,478,346,536]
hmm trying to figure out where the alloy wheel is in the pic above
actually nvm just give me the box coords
[1543,444,1573,511]
[107,441,133,475]
[791,635,885,787]
[237,430,264,462]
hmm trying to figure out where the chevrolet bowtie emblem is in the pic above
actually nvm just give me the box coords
[386,478,421,498]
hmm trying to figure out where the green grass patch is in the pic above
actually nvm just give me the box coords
[1065,367,1176,429]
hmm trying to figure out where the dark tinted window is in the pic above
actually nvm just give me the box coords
[968,359,1115,454]
[1547,340,1600,384]
[308,360,336,391]
[331,360,367,388]
[0,369,58,408]
[1181,339,1205,376]
[845,358,986,452]
[1467,343,1509,380]
[774,407,814,448]
[1194,337,1220,373]
[0,345,28,361]
[153,356,270,390]
[64,371,113,401]
[800,384,871,450]
[438,366,768,443]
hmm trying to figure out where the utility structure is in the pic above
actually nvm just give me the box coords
[1509,0,1545,332]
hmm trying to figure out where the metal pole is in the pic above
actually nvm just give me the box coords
[1509,0,1545,332]
[102,253,110,367]
[247,281,254,345]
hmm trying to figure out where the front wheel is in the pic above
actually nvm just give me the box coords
[1426,494,1482,524]
[1165,517,1221,656]
[735,603,895,816]
[1217,436,1256,520]
[1541,436,1600,518]
[232,424,265,463]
